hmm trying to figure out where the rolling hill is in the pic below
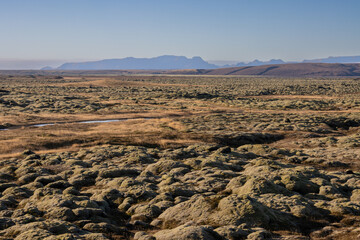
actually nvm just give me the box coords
[201,63,360,77]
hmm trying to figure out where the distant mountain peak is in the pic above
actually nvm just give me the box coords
[41,66,54,70]
[56,55,217,70]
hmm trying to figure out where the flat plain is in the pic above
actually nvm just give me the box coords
[0,73,360,239]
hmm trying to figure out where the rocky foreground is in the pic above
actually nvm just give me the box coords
[0,144,359,240]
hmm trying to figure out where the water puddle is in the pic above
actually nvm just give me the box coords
[79,119,125,124]
[0,117,151,131]
[32,123,56,127]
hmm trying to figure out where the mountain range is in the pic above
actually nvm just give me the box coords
[54,55,217,70]
[42,55,360,70]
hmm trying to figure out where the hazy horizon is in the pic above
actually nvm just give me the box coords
[0,56,243,70]
[1,0,360,69]
[1,54,360,70]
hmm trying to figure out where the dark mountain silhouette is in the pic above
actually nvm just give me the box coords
[57,55,217,70]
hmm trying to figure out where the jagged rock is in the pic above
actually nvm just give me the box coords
[72,207,106,220]
[211,195,289,228]
[12,213,37,224]
[127,203,162,222]
[144,160,190,176]
[0,217,15,230]
[18,173,40,185]
[351,189,360,202]
[43,233,79,240]
[280,173,320,195]
[98,168,139,178]
[156,195,214,227]
[90,188,123,207]
[157,194,290,229]
[134,231,156,240]
[14,228,53,240]
[247,229,272,240]
[256,193,322,218]
[2,220,83,238]
[84,233,110,240]
[227,176,290,196]
[44,207,76,221]
[214,225,249,239]
[118,179,157,200]
[83,222,127,234]
[2,186,33,198]
[35,175,62,185]
[314,199,360,215]
[68,171,97,188]
[118,197,134,212]
[153,223,221,240]
[0,183,18,192]
[0,143,358,239]
[47,180,71,189]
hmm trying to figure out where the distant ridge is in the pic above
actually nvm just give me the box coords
[303,56,360,64]
[56,55,217,70]
[222,59,286,68]
[220,56,360,68]
[202,63,360,77]
[50,55,360,71]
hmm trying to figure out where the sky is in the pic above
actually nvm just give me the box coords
[1,0,360,69]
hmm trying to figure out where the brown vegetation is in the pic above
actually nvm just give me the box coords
[1,73,360,239]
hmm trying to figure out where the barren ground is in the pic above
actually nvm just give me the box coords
[0,74,360,239]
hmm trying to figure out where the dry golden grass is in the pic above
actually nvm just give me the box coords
[241,108,360,114]
[0,110,194,127]
[56,77,207,88]
[0,117,212,158]
[244,94,338,100]
[2,74,360,239]
[2,74,360,172]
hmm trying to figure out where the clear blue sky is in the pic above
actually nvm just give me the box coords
[1,0,360,63]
